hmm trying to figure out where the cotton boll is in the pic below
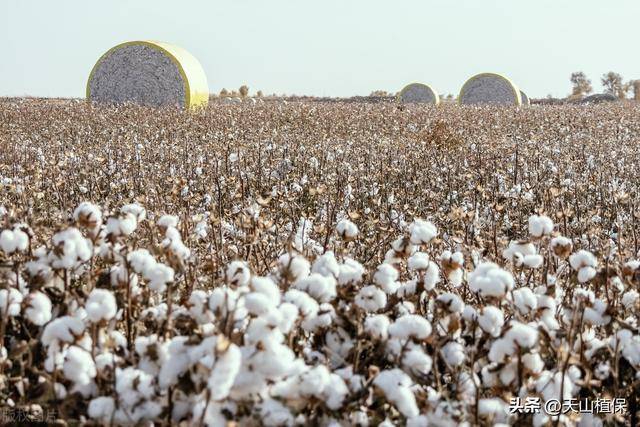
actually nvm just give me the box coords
[528,214,554,238]
[284,289,319,318]
[63,345,97,386]
[522,254,544,269]
[157,214,179,229]
[260,398,294,426]
[502,241,536,263]
[24,291,52,325]
[85,288,117,323]
[226,260,251,287]
[569,250,598,283]
[73,202,103,231]
[468,262,514,298]
[409,219,438,245]
[42,316,85,347]
[338,258,365,285]
[436,293,464,313]
[402,347,432,375]
[0,228,28,254]
[622,290,639,309]
[477,398,509,424]
[146,263,174,294]
[336,219,359,240]
[373,263,400,294]
[120,203,146,221]
[279,253,311,282]
[355,285,387,312]
[250,276,281,305]
[311,251,340,278]
[505,321,539,349]
[295,273,337,303]
[488,338,517,363]
[365,315,390,340]
[389,315,432,340]
[478,306,504,337]
[208,342,241,400]
[277,302,299,333]
[550,236,573,259]
[522,353,544,374]
[441,341,466,367]
[512,287,538,315]
[408,252,430,270]
[88,396,115,422]
[0,288,23,317]
[49,227,93,270]
[373,369,419,418]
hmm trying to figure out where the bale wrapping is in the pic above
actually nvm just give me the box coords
[458,73,521,106]
[87,41,209,109]
[397,83,440,105]
[520,91,530,105]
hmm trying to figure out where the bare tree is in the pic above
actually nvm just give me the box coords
[256,90,264,98]
[601,72,631,99]
[239,85,250,98]
[633,80,640,101]
[570,72,592,97]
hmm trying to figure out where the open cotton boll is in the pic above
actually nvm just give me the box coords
[336,218,359,240]
[436,292,464,313]
[477,398,510,424]
[355,285,387,312]
[468,262,514,298]
[284,289,319,318]
[161,227,191,261]
[279,253,311,282]
[512,287,538,315]
[407,252,429,270]
[42,316,85,347]
[409,219,438,245]
[373,369,419,418]
[522,353,544,374]
[502,241,536,263]
[208,342,241,400]
[365,315,390,340]
[478,306,504,337]
[250,276,281,305]
[105,213,138,237]
[338,258,365,285]
[528,214,554,238]
[569,250,598,283]
[146,263,175,294]
[622,290,639,309]
[50,227,93,269]
[312,251,340,278]
[295,273,337,303]
[85,288,117,323]
[402,347,432,375]
[389,315,432,340]
[441,341,466,367]
[0,288,23,317]
[0,228,28,254]
[373,263,400,294]
[120,203,147,222]
[505,321,539,349]
[24,291,52,325]
[88,396,115,423]
[260,398,294,426]
[226,260,251,287]
[73,202,103,230]
[63,345,97,386]
[157,214,179,229]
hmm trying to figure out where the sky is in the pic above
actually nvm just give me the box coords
[1,0,639,99]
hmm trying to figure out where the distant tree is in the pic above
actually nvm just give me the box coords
[220,88,229,97]
[370,90,389,97]
[570,72,592,97]
[633,80,640,101]
[256,90,264,98]
[601,72,631,99]
[231,90,239,97]
[239,85,249,98]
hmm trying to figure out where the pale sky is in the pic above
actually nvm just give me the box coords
[1,0,638,99]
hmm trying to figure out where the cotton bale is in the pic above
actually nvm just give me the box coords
[397,83,440,105]
[87,41,209,109]
[520,91,530,105]
[458,73,522,106]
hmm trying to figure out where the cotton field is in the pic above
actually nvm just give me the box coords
[2,99,640,426]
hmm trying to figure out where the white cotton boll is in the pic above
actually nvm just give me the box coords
[522,353,544,374]
[85,288,117,323]
[583,299,611,326]
[284,289,319,317]
[512,287,538,315]
[407,252,430,270]
[324,373,349,410]
[73,202,102,228]
[146,263,174,294]
[522,254,544,269]
[24,291,52,326]
[88,396,115,422]
[436,292,464,313]
[0,228,28,254]
[622,290,639,309]
[488,338,516,363]
[0,288,23,317]
[462,306,477,322]
[396,279,418,298]
[50,227,92,269]
[312,251,340,278]
[577,267,597,283]
[336,219,359,240]
[403,348,432,375]
[478,398,509,424]
[373,263,400,294]
[63,345,96,386]
[389,315,432,340]
[157,214,179,229]
[162,227,191,260]
[468,262,514,298]
[365,315,390,340]
[409,219,438,245]
[373,369,419,418]
[226,260,251,287]
[355,285,387,312]
[277,302,299,333]
[279,253,311,281]
[244,293,275,316]
[250,276,281,305]
[395,301,416,316]
[42,316,85,349]
[528,214,554,237]
[505,321,539,349]
[422,261,440,290]
[350,411,369,426]
[158,337,190,389]
[105,213,138,237]
[260,398,294,426]
[478,306,504,337]
[441,341,466,367]
[208,343,241,400]
[502,241,536,263]
[338,258,365,285]
[294,273,337,303]
[120,203,146,221]
[569,250,597,271]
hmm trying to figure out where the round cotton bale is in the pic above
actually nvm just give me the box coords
[397,83,440,105]
[458,73,522,106]
[520,91,530,105]
[87,41,209,109]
